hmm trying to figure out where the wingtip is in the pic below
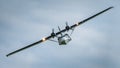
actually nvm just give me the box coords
[110,6,114,8]
[6,54,9,57]
[6,55,8,57]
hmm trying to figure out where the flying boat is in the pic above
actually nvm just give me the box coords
[6,7,113,57]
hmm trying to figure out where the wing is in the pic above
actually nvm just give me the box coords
[55,7,113,35]
[6,6,113,57]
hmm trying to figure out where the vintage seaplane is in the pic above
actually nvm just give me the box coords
[6,7,113,57]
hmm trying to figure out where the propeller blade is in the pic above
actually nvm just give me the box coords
[52,28,54,33]
[66,22,68,26]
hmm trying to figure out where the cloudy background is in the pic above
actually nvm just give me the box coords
[0,0,120,68]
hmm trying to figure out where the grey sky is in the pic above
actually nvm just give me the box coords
[0,0,120,68]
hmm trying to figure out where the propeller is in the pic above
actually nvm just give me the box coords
[51,28,56,38]
[65,22,70,31]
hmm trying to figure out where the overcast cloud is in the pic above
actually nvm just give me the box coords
[0,0,120,68]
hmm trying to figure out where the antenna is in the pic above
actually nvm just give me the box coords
[58,26,62,36]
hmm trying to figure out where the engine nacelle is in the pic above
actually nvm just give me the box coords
[65,22,70,31]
